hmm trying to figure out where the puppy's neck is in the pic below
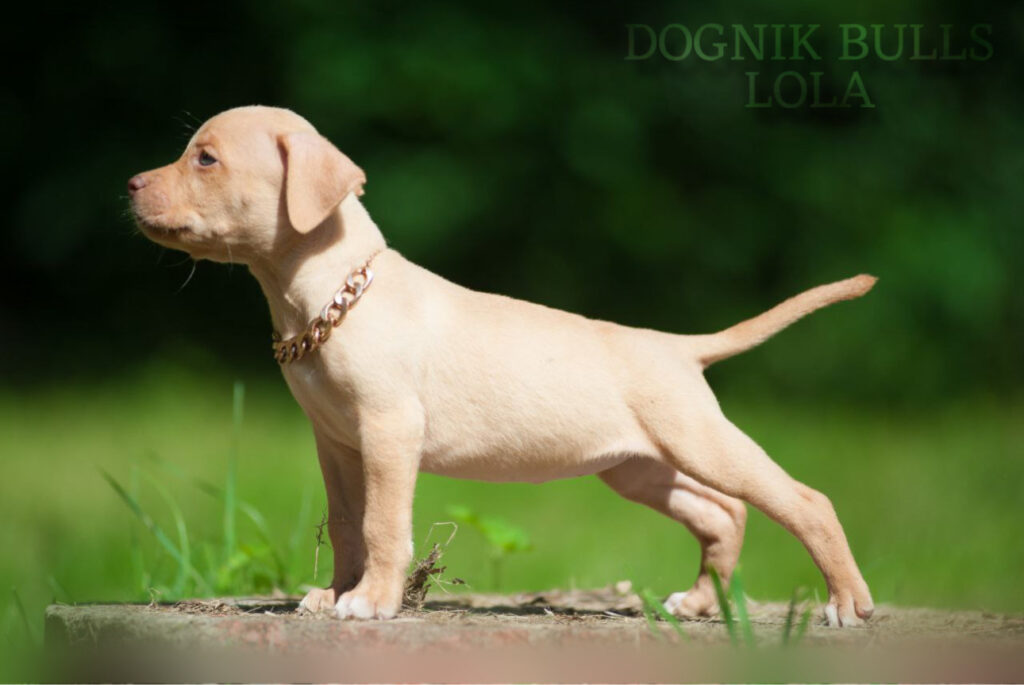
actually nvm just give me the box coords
[249,195,387,339]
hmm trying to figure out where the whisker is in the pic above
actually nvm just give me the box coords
[176,261,198,292]
[175,110,203,139]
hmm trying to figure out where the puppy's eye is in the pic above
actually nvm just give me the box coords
[198,151,218,167]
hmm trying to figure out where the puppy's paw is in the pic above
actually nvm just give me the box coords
[298,587,337,614]
[824,587,874,627]
[663,590,718,619]
[335,581,402,620]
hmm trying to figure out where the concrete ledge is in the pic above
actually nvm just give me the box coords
[44,588,1024,683]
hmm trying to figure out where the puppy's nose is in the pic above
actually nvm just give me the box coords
[127,174,148,193]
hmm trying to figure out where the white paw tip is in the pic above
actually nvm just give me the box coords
[298,593,321,613]
[663,592,689,614]
[824,603,839,627]
[348,596,374,619]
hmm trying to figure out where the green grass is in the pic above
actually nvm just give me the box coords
[710,566,756,647]
[639,587,688,641]
[97,381,307,601]
[1,361,1022,675]
[782,586,813,646]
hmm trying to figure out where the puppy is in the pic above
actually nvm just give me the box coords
[129,106,875,626]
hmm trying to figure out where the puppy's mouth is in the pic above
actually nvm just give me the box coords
[146,223,192,235]
[135,214,194,240]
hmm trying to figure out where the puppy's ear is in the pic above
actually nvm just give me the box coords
[278,132,366,233]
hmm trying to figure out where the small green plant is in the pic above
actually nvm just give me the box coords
[709,567,815,649]
[709,566,755,647]
[102,381,315,601]
[639,587,688,641]
[781,586,813,647]
[445,505,532,590]
[102,468,212,596]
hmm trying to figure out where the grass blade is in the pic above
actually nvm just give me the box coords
[127,466,152,596]
[729,568,755,647]
[640,588,689,641]
[782,586,811,646]
[794,603,812,644]
[150,451,290,591]
[147,452,221,498]
[141,472,193,597]
[46,576,71,604]
[10,588,37,646]
[638,589,665,641]
[708,567,737,646]
[238,501,288,587]
[101,469,212,594]
[224,381,245,565]
[782,589,798,646]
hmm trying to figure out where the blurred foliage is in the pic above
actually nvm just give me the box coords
[2,0,1022,404]
[447,504,533,588]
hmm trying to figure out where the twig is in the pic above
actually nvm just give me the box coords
[313,509,328,583]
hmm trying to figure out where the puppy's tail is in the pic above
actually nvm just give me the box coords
[688,274,877,369]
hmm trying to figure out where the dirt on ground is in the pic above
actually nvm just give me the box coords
[47,579,1024,683]
[158,581,1024,648]
[152,544,1024,648]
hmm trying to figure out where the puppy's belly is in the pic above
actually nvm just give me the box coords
[416,356,661,482]
[419,449,637,483]
[419,433,656,483]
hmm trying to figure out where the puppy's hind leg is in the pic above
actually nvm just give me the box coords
[599,458,747,618]
[645,406,874,627]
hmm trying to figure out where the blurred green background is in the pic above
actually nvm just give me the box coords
[2,0,1022,677]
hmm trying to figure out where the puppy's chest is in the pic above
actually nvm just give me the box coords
[282,361,361,445]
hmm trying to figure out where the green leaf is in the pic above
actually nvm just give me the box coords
[140,472,193,597]
[729,567,756,647]
[708,567,737,646]
[445,505,532,556]
[640,588,688,641]
[100,469,212,594]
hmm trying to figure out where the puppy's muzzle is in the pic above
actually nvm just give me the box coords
[127,174,148,193]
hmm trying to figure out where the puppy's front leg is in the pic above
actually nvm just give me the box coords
[298,434,366,614]
[335,411,422,620]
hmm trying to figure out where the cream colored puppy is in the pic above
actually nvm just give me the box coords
[129,106,875,627]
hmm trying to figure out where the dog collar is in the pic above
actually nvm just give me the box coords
[271,249,383,364]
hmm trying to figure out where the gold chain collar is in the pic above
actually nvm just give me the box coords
[271,250,383,365]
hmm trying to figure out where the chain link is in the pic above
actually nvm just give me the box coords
[271,253,380,364]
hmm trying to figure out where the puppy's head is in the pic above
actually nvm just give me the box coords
[129,106,366,263]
